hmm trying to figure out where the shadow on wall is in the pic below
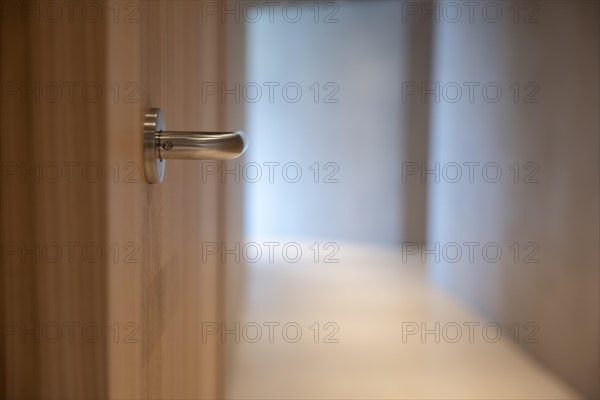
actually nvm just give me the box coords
[426,2,600,398]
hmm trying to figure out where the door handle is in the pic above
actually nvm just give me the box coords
[144,107,248,183]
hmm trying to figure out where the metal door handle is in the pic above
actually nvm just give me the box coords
[144,107,248,183]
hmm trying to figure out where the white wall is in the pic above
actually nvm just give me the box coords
[245,2,411,246]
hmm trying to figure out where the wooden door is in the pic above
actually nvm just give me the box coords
[0,1,244,398]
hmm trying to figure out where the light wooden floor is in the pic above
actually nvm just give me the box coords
[225,243,580,399]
